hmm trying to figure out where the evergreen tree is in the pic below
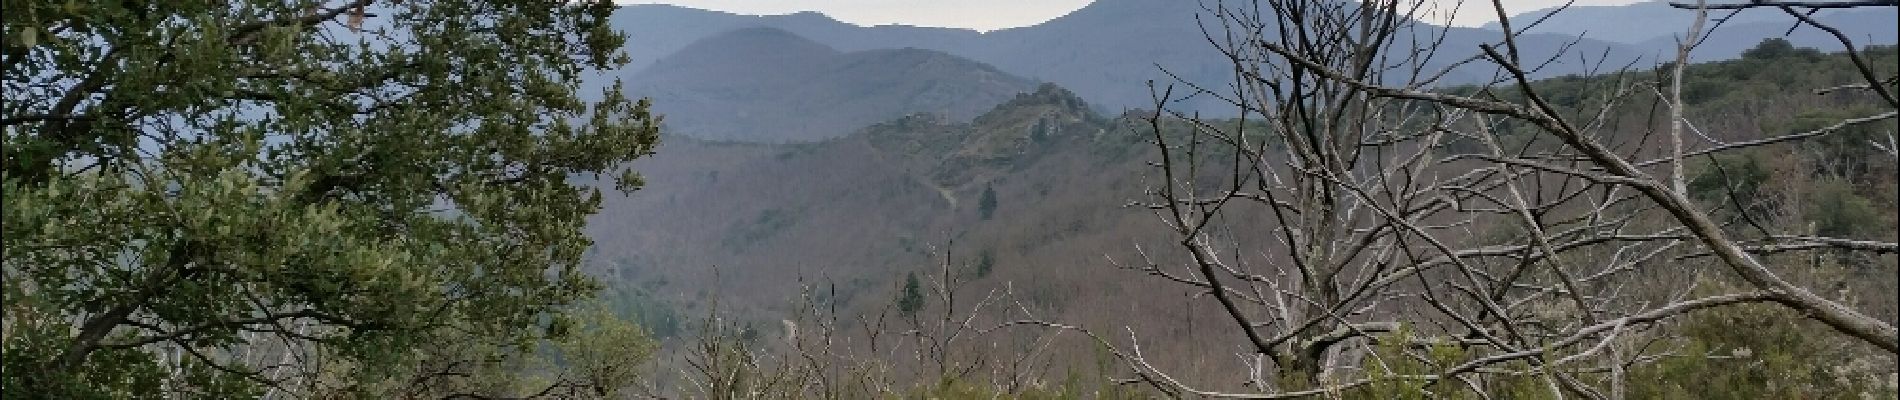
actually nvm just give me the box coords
[897,272,925,320]
[978,184,998,219]
[2,0,659,396]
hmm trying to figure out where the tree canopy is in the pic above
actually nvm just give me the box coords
[2,0,660,397]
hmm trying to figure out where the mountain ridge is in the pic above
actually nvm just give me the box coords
[603,0,1893,142]
[627,27,1036,142]
[1482,0,1895,60]
[604,0,1672,119]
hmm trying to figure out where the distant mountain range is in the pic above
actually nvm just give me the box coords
[598,0,1895,142]
[1485,0,1894,61]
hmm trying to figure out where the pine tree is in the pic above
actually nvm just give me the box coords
[897,272,925,320]
[978,184,999,219]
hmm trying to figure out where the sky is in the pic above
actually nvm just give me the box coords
[617,0,1653,31]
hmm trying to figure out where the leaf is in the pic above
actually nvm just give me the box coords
[20,27,37,48]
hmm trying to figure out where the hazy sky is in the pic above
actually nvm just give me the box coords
[618,1,1652,31]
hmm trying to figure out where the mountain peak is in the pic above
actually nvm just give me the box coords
[974,83,1095,127]
[784,10,830,18]
[1027,83,1088,109]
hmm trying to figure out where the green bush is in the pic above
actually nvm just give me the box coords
[1627,303,1893,399]
[1806,179,1883,238]
[1687,150,1774,217]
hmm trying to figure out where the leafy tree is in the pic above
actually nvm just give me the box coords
[977,184,998,220]
[896,272,925,320]
[1742,37,1799,60]
[1,0,659,397]
[1688,150,1775,218]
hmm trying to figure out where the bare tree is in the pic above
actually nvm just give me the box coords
[674,242,1068,398]
[1088,0,1896,397]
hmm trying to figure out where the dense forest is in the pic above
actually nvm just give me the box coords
[3,0,1895,399]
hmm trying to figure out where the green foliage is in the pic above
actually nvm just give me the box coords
[1333,304,1898,400]
[1688,151,1768,201]
[547,304,660,396]
[1,0,660,396]
[897,272,926,320]
[604,286,685,340]
[1806,179,1884,238]
[1335,327,1565,400]
[1627,303,1894,399]
[3,283,260,399]
[1741,38,1817,61]
[1681,42,1893,107]
[1688,150,1775,218]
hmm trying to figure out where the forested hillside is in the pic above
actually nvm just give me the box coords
[583,41,1898,397]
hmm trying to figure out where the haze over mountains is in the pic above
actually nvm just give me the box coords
[601,0,1894,142]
